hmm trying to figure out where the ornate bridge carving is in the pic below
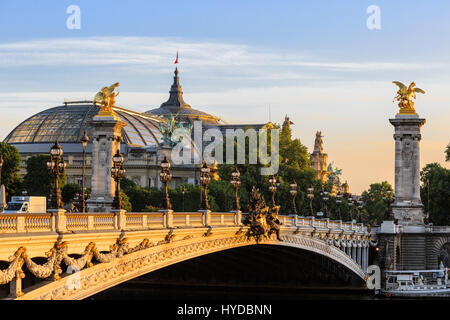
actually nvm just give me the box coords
[0,211,376,300]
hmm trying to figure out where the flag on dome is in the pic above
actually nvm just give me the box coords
[174,51,179,64]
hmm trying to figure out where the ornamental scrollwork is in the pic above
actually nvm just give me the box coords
[0,234,153,297]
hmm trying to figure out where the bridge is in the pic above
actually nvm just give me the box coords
[0,211,376,300]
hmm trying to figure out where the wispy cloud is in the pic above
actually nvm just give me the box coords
[0,36,441,74]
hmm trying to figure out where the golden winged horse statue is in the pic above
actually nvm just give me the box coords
[392,81,425,114]
[93,82,120,115]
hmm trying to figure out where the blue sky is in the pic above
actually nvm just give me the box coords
[0,1,449,193]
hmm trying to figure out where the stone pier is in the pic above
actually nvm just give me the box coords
[86,111,127,212]
[389,113,426,228]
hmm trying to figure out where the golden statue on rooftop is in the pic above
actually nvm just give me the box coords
[393,81,425,114]
[93,82,120,116]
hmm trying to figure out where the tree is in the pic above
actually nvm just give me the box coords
[421,163,450,226]
[0,142,22,200]
[217,119,321,215]
[61,183,82,204]
[120,190,132,212]
[360,181,394,225]
[23,155,66,199]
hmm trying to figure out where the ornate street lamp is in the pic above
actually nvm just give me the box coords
[46,141,66,209]
[111,149,126,210]
[322,191,329,218]
[269,175,277,207]
[0,153,3,186]
[199,160,211,210]
[276,175,281,205]
[80,130,89,213]
[336,192,343,220]
[182,185,186,212]
[348,198,354,221]
[290,180,298,215]
[230,167,241,211]
[307,186,314,216]
[159,156,172,210]
[356,199,364,223]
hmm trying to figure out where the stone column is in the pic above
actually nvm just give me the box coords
[357,246,362,266]
[86,112,127,212]
[389,113,426,227]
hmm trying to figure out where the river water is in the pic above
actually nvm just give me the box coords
[91,282,386,300]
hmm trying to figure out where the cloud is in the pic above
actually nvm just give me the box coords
[0,37,449,193]
[0,36,442,77]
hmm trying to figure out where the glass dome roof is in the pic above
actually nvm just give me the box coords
[4,101,163,147]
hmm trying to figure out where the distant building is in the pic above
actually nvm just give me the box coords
[4,68,268,190]
[310,131,329,183]
[310,131,350,196]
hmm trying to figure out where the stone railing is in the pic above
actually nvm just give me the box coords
[0,212,367,235]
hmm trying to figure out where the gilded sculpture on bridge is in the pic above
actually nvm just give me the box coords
[93,82,120,116]
[392,81,425,114]
[244,186,282,243]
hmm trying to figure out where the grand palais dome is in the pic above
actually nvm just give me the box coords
[4,101,163,154]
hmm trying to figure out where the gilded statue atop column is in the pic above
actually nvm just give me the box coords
[93,82,120,116]
[392,81,425,114]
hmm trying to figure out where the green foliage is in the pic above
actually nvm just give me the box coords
[0,142,22,200]
[61,183,82,204]
[421,163,450,226]
[360,181,394,225]
[279,123,310,170]
[208,180,235,212]
[23,154,66,198]
[170,184,201,212]
[217,120,323,215]
[120,190,132,212]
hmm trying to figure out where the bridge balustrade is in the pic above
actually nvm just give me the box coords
[0,211,370,235]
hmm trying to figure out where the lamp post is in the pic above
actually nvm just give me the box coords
[230,167,241,211]
[73,193,80,212]
[322,191,329,218]
[111,149,126,210]
[0,153,3,186]
[46,141,66,209]
[80,130,89,213]
[383,189,394,220]
[182,185,186,212]
[276,175,280,205]
[307,186,314,216]
[159,156,172,210]
[347,194,354,221]
[269,175,277,207]
[336,193,343,220]
[199,160,211,210]
[290,180,298,215]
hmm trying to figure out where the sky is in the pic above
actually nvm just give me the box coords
[0,1,449,193]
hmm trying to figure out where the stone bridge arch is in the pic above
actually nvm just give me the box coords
[15,232,367,300]
[427,235,450,268]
